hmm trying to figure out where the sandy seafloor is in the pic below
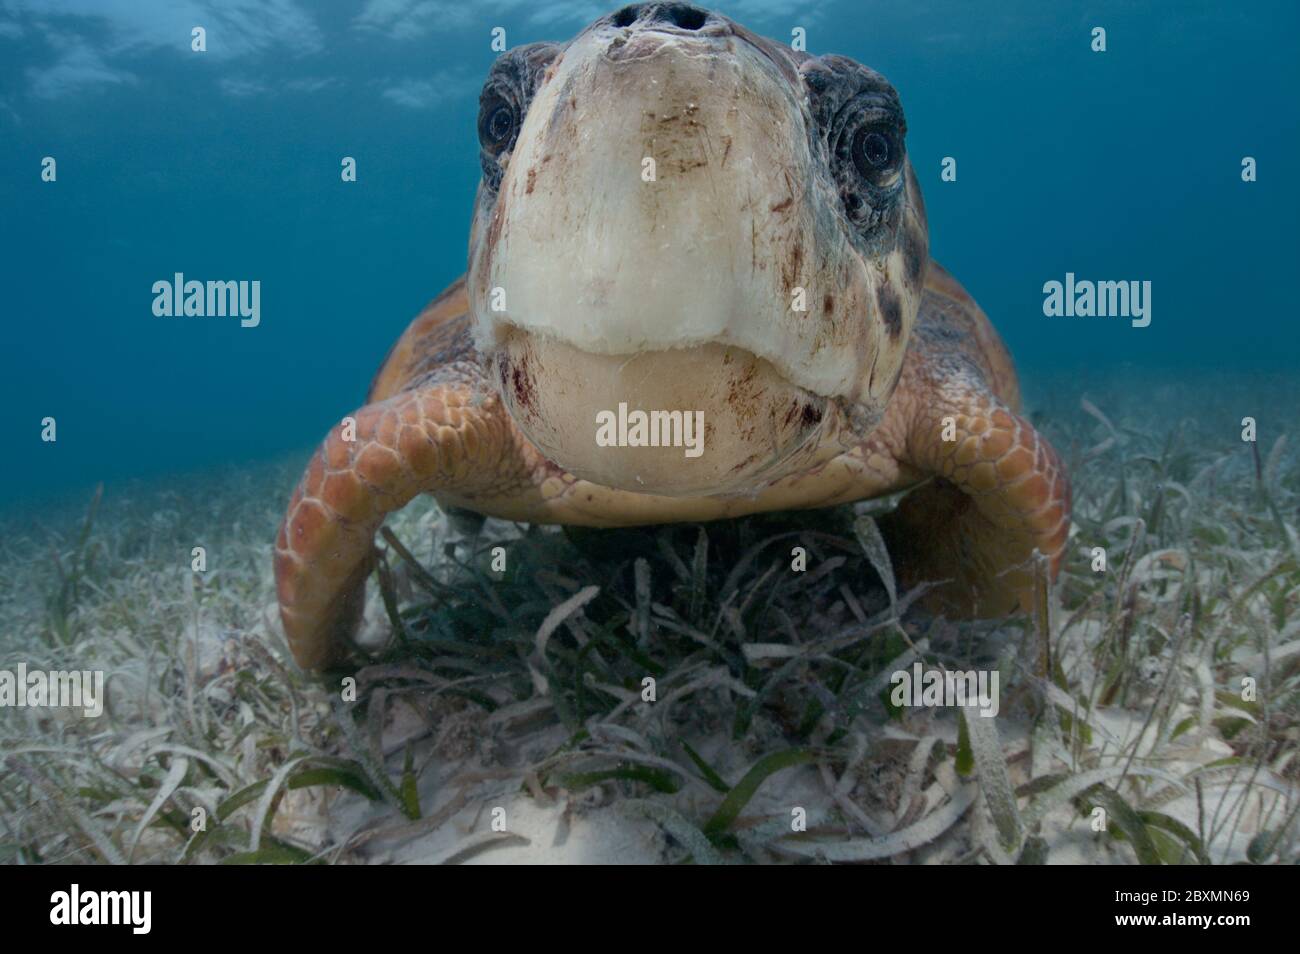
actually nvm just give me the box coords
[1,368,1297,865]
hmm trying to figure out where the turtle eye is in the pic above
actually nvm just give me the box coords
[851,124,900,185]
[478,97,518,154]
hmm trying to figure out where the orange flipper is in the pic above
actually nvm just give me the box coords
[274,386,512,669]
[883,380,1072,616]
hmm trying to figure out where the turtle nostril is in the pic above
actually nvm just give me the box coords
[611,5,642,28]
[656,3,709,30]
[612,3,711,32]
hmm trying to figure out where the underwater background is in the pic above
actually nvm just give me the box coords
[2,0,1299,869]
[1,0,1297,512]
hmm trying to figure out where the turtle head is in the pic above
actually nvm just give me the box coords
[468,4,928,496]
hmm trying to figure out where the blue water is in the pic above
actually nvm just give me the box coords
[2,0,1297,509]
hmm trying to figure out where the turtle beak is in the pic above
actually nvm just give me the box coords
[468,7,884,408]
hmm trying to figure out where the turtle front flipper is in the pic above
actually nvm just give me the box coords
[881,375,1072,617]
[273,386,523,669]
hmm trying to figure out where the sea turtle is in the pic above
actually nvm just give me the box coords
[274,3,1072,670]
